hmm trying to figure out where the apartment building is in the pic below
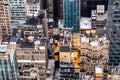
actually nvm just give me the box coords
[79,17,109,79]
[16,39,47,80]
[80,34,109,79]
[59,28,80,80]
[16,37,47,80]
[10,24,48,80]
[9,0,26,28]
[26,0,40,17]
[59,46,79,80]
[0,0,12,40]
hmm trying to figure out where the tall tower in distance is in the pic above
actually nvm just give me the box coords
[63,0,80,32]
[0,0,12,41]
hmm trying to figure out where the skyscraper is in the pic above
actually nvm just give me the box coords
[9,0,26,28]
[0,0,12,40]
[63,0,80,32]
[108,0,120,67]
[0,45,18,80]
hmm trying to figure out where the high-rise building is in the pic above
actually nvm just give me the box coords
[107,0,120,67]
[0,45,18,80]
[9,0,26,28]
[63,0,80,32]
[0,0,12,40]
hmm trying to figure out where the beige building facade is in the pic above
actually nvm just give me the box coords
[0,0,12,40]
[80,34,109,79]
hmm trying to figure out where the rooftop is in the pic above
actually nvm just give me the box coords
[26,17,38,25]
[81,35,108,47]
[80,18,92,29]
[60,46,71,52]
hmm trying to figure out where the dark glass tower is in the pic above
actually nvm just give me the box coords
[63,0,80,32]
[53,0,63,20]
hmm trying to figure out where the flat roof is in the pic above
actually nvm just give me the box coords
[60,46,70,52]
[80,18,91,29]
[97,5,105,13]
[17,60,45,63]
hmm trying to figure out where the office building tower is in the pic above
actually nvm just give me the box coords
[26,0,40,17]
[107,0,120,67]
[63,0,80,32]
[0,0,12,40]
[0,45,18,80]
[81,0,108,17]
[9,0,26,28]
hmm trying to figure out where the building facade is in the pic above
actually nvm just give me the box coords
[107,0,120,67]
[59,28,80,80]
[48,0,54,19]
[59,46,79,80]
[9,0,26,28]
[0,0,12,40]
[53,0,63,20]
[80,34,109,79]
[0,45,18,80]
[63,0,80,32]
[26,0,40,17]
[12,25,48,80]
